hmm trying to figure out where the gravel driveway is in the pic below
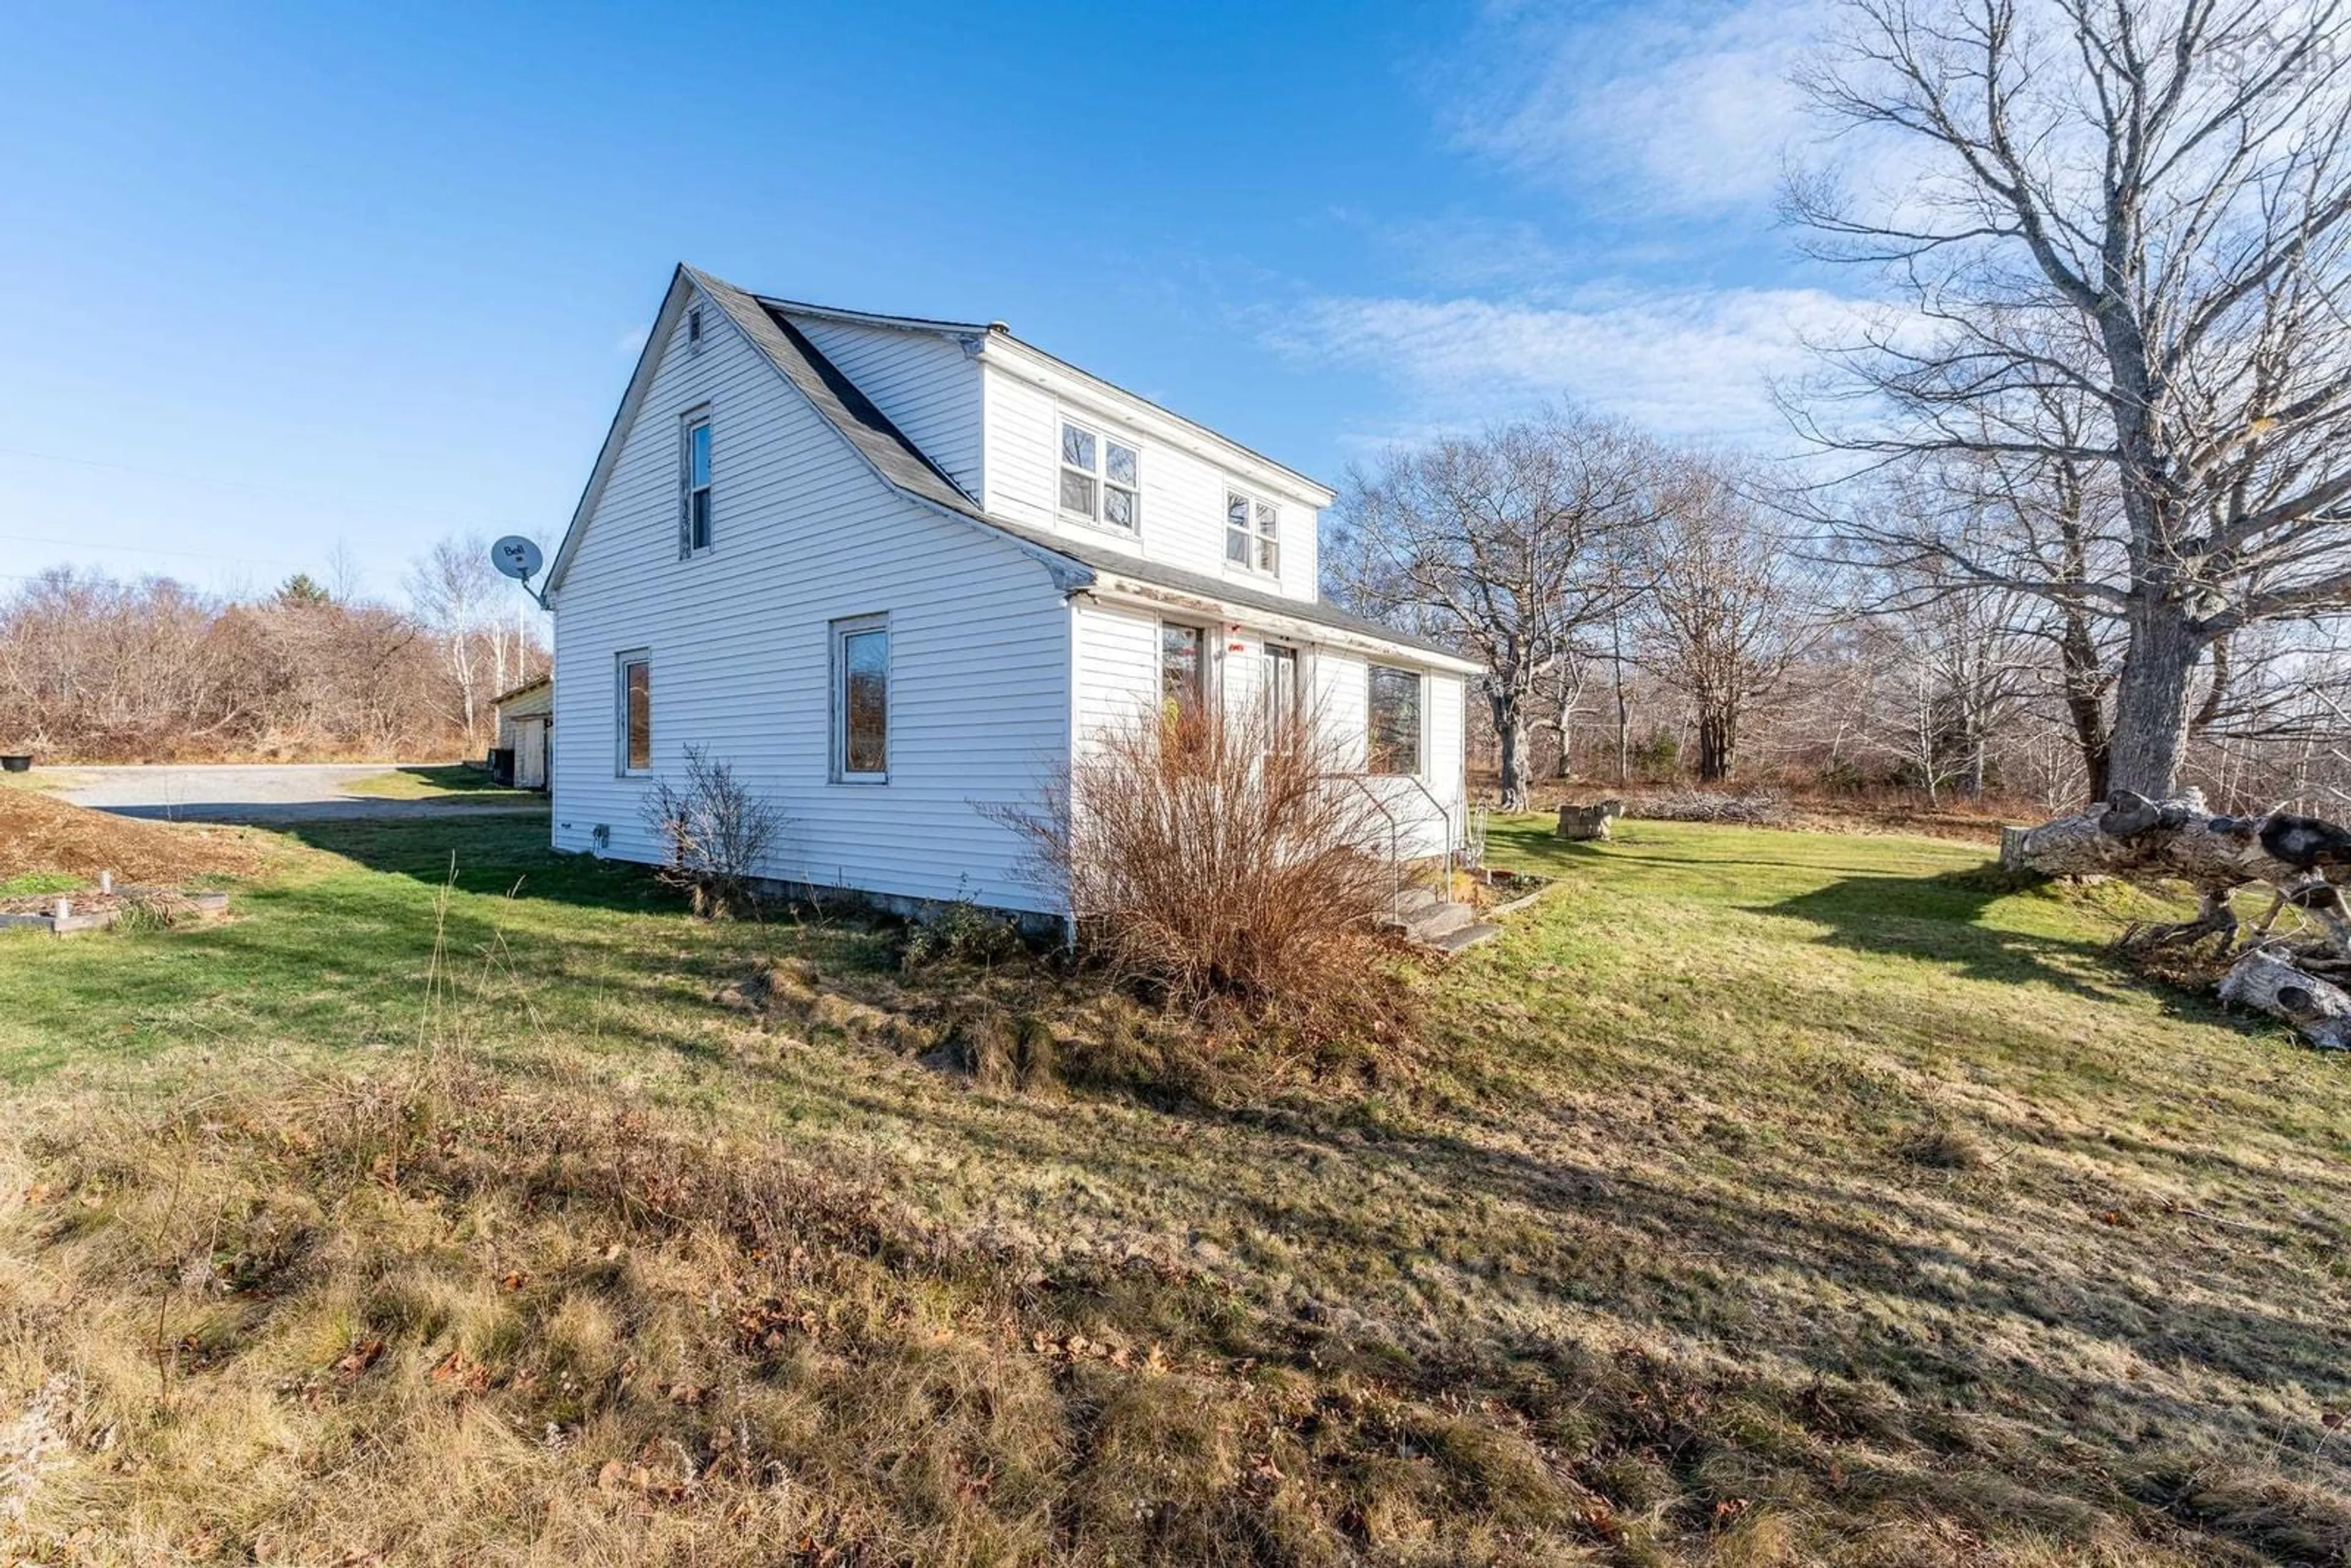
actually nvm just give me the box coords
[58,765,547,824]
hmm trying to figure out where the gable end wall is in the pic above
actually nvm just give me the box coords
[550,285,1071,913]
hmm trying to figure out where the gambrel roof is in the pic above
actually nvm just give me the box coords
[549,265,1476,671]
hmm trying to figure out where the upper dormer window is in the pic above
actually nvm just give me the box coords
[1226,490,1278,574]
[680,411,713,556]
[1060,419,1139,532]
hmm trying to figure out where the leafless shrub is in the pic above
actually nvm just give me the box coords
[1625,788,1793,826]
[997,698,1399,1017]
[641,745,786,918]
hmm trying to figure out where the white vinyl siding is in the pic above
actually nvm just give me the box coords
[1072,598,1162,748]
[550,287,1069,914]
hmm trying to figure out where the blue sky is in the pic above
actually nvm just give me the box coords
[0,0,1853,600]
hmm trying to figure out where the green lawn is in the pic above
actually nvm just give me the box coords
[339,762,543,803]
[2,814,2347,1565]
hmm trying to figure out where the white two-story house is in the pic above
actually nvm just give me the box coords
[542,264,1480,920]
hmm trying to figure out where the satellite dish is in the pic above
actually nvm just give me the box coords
[491,535,544,583]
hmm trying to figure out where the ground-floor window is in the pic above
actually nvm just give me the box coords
[1160,623,1204,713]
[617,652,652,774]
[832,615,890,780]
[1261,643,1298,744]
[1367,664,1421,776]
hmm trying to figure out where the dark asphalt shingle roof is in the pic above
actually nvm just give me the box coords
[685,266,1470,667]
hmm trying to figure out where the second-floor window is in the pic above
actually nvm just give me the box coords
[1060,419,1139,531]
[1226,490,1278,574]
[680,412,713,556]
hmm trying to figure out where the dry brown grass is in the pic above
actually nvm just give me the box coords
[719,948,1420,1104]
[5,814,2350,1565]
[0,1051,1600,1566]
[0,792,271,886]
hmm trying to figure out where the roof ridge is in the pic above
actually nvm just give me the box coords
[755,293,994,337]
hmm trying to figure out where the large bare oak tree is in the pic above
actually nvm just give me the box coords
[1793,0,2351,798]
[1330,407,1656,810]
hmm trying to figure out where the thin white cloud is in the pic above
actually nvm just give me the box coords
[1448,0,1834,213]
[1264,285,1864,448]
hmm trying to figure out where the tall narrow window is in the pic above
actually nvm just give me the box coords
[1160,623,1204,712]
[1367,665,1421,776]
[1261,644,1299,744]
[1060,419,1139,531]
[618,653,652,774]
[681,413,713,555]
[833,615,890,780]
[1225,490,1278,573]
[687,305,704,350]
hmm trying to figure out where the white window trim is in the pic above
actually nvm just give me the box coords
[686,304,705,353]
[615,649,652,778]
[1224,487,1280,578]
[830,613,891,784]
[1057,413,1142,536]
[1366,662,1425,779]
[680,407,714,558]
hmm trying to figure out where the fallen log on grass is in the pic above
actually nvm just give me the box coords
[2016,790,2351,959]
[2012,790,2351,1049]
[2219,949,2351,1052]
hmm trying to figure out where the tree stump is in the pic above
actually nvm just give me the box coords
[1557,800,1623,841]
[2000,826,2030,873]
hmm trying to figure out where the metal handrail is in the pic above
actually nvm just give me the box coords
[1324,773,1404,916]
[1395,773,1456,895]
[1322,771,1461,915]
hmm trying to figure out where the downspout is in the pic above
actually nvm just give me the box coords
[1062,589,1084,948]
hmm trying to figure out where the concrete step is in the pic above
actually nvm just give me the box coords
[1393,885,1439,915]
[1402,899,1475,942]
[1430,920,1502,955]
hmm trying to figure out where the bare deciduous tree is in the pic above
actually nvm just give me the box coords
[1639,460,1819,782]
[0,564,538,763]
[1793,0,2351,798]
[1330,407,1656,810]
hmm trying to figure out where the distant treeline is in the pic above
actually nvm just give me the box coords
[0,558,544,763]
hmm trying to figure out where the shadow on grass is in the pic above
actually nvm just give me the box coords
[1764,866,2135,1003]
[277,816,673,915]
[387,763,521,794]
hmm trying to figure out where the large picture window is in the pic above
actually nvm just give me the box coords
[1367,664,1421,776]
[681,412,713,555]
[1059,419,1139,531]
[833,615,890,781]
[617,653,652,775]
